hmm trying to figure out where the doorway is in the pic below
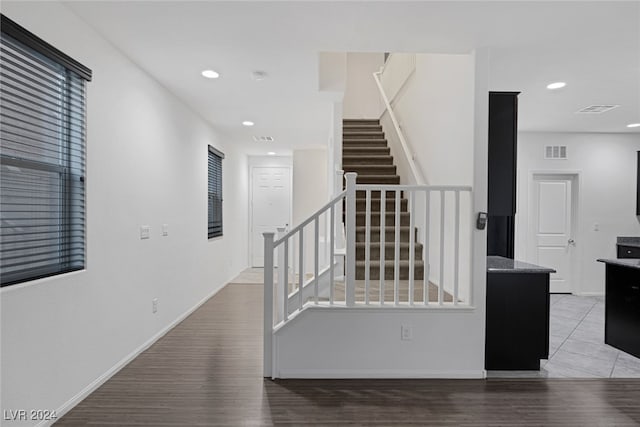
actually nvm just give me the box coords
[250,166,291,267]
[528,173,579,294]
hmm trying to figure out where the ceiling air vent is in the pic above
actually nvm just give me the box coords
[575,105,620,114]
[544,145,568,160]
[253,136,274,143]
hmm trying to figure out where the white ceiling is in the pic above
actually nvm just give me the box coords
[63,1,640,154]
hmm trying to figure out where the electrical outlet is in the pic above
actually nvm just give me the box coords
[152,298,158,314]
[140,225,151,240]
[401,324,413,341]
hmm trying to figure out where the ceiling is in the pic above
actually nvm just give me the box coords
[62,1,640,154]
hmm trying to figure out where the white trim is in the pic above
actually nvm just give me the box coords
[38,282,230,427]
[276,368,485,379]
[575,291,605,297]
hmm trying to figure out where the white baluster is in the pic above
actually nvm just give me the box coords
[380,189,386,305]
[345,172,357,307]
[409,191,415,306]
[454,190,460,305]
[439,191,445,306]
[330,204,335,305]
[424,189,430,305]
[394,189,400,306]
[276,227,286,320]
[365,190,371,305]
[314,217,319,304]
[298,228,304,311]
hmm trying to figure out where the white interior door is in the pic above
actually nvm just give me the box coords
[251,167,291,267]
[530,175,574,293]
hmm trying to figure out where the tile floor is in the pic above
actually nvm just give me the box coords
[489,294,640,378]
[235,269,640,378]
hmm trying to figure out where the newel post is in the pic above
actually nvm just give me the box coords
[263,232,275,378]
[345,172,357,306]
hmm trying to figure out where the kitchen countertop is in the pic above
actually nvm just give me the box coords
[597,258,640,270]
[487,256,556,274]
[617,237,640,248]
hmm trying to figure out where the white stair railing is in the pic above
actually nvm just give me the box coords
[263,172,473,377]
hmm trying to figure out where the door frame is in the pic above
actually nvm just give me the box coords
[527,170,581,294]
[248,164,293,268]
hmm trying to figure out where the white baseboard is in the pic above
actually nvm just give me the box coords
[36,283,228,427]
[276,368,485,379]
[575,292,605,297]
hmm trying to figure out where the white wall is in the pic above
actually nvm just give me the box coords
[380,53,475,302]
[274,307,484,378]
[293,149,329,273]
[515,132,640,295]
[343,53,385,119]
[0,3,248,425]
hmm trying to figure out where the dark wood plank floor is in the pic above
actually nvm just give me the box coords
[57,282,640,426]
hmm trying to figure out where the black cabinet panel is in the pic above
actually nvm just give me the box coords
[487,92,519,257]
[485,272,550,370]
[636,151,640,215]
[618,245,640,259]
[605,264,640,358]
[488,92,519,217]
[487,215,514,258]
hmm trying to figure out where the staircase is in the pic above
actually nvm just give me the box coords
[342,119,424,280]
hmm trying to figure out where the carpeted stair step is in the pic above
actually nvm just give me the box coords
[354,189,403,200]
[356,211,410,226]
[343,124,383,132]
[343,139,389,148]
[356,260,424,280]
[343,131,385,140]
[356,242,423,260]
[343,146,390,155]
[343,164,397,175]
[356,198,408,212]
[355,226,417,242]
[343,155,394,165]
[343,119,380,126]
[355,174,400,185]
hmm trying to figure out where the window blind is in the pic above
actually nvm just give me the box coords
[1,15,91,286]
[208,146,224,238]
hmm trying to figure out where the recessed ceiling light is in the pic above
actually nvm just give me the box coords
[201,70,219,79]
[242,121,255,127]
[267,152,276,156]
[546,82,566,90]
[627,123,640,128]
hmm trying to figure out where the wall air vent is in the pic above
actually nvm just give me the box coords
[544,145,568,160]
[253,136,274,142]
[575,105,620,114]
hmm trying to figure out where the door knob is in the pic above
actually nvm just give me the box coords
[568,239,576,246]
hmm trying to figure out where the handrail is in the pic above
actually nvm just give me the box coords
[373,69,426,185]
[273,190,346,247]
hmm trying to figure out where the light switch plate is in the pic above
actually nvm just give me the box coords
[140,225,151,240]
[162,224,169,236]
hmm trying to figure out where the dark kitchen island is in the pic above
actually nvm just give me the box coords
[485,256,555,370]
[597,258,640,358]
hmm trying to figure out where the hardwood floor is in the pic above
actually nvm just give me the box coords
[56,280,640,426]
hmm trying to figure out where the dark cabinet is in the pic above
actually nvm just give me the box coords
[604,263,640,358]
[636,151,640,215]
[487,92,519,258]
[485,271,550,370]
[618,245,640,259]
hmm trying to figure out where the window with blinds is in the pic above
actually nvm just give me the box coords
[208,146,224,239]
[1,15,92,287]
